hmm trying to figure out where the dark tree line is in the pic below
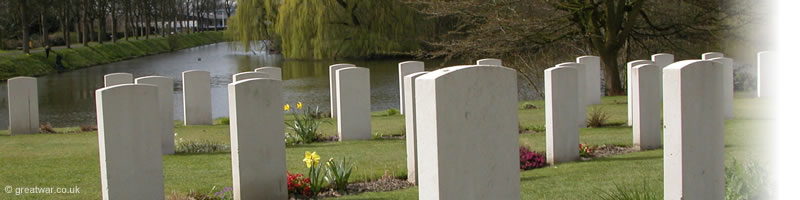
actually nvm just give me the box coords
[1,0,236,53]
[405,0,756,96]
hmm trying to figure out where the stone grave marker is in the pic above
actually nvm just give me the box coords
[416,65,519,200]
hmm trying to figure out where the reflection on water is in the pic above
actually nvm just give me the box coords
[0,42,538,129]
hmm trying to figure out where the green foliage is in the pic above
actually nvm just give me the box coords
[594,182,659,200]
[726,159,770,200]
[286,104,324,144]
[385,108,399,116]
[228,0,434,59]
[225,0,276,51]
[587,107,611,128]
[0,32,224,80]
[215,117,230,125]
[175,140,230,154]
[325,157,356,192]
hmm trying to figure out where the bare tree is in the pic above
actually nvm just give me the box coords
[406,0,753,96]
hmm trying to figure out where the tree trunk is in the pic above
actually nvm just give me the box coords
[600,50,624,96]
[185,0,190,34]
[124,3,129,41]
[21,0,29,53]
[63,0,71,48]
[98,17,105,44]
[82,0,89,46]
[213,2,218,31]
[145,5,150,39]
[40,10,48,47]
[111,2,117,43]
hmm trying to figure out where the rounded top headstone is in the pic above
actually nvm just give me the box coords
[576,56,600,64]
[183,70,210,75]
[419,65,513,81]
[8,76,36,82]
[702,52,724,60]
[476,58,502,66]
[233,71,270,82]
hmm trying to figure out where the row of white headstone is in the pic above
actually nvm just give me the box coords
[94,65,386,199]
[5,51,777,199]
[95,67,282,199]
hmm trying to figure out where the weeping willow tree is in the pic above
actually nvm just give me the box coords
[228,0,435,59]
[226,0,279,51]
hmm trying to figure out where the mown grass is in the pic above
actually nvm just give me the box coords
[0,32,224,80]
[0,94,769,199]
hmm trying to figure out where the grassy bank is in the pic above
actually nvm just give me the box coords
[0,32,224,80]
[0,95,769,199]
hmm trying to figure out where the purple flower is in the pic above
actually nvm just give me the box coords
[520,146,547,170]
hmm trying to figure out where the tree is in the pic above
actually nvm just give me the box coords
[19,0,30,53]
[406,0,753,96]
[228,0,435,59]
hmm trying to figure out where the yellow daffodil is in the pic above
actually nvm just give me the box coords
[296,101,303,110]
[284,104,290,111]
[303,151,320,168]
[327,158,334,167]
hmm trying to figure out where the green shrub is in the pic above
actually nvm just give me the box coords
[285,102,324,144]
[385,108,399,116]
[593,160,771,200]
[587,107,611,128]
[726,159,770,200]
[325,157,356,192]
[175,135,230,154]
[215,117,230,125]
[594,183,658,200]
[0,32,224,80]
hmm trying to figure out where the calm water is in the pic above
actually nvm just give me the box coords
[0,42,538,129]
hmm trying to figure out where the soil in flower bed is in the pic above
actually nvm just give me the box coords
[294,171,413,199]
[580,144,638,160]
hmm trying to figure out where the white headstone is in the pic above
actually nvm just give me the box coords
[233,71,269,82]
[329,64,356,117]
[651,53,675,68]
[576,56,602,104]
[96,84,163,200]
[104,73,133,87]
[135,76,175,155]
[228,78,287,199]
[182,70,212,125]
[398,61,425,115]
[7,77,39,135]
[335,67,372,140]
[757,51,775,98]
[651,53,674,105]
[557,62,586,127]
[663,60,724,200]
[545,65,579,164]
[253,67,282,80]
[416,65,519,200]
[702,52,724,60]
[709,57,735,119]
[403,71,428,185]
[476,58,502,66]
[627,60,654,126]
[631,64,661,150]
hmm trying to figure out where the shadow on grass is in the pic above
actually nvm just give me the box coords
[172,151,231,156]
[520,174,549,182]
[584,155,662,163]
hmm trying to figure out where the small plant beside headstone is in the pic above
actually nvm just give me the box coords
[586,107,610,128]
[285,102,325,144]
[520,146,547,170]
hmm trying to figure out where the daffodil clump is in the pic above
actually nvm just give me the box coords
[325,156,356,192]
[285,101,323,144]
[295,151,358,196]
[303,151,325,196]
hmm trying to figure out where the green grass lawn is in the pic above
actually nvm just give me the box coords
[0,94,770,199]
